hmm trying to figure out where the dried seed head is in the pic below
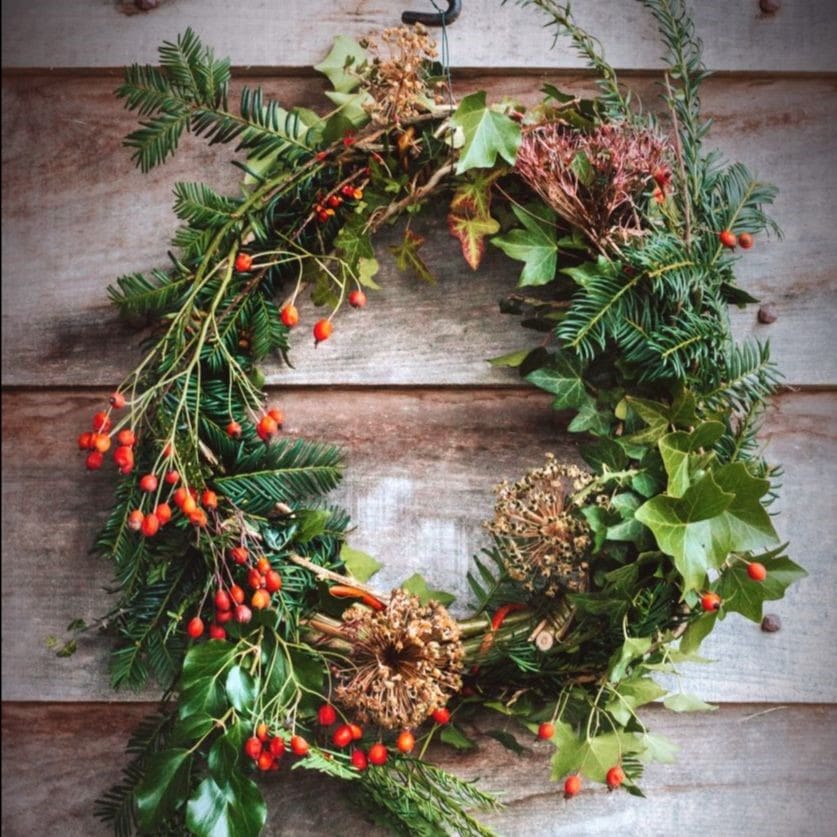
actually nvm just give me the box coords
[333,589,464,729]
[486,454,594,599]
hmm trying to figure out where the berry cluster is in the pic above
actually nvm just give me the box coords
[719,229,755,250]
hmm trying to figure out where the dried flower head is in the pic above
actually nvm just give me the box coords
[486,454,594,598]
[362,25,438,125]
[334,589,464,729]
[515,121,672,250]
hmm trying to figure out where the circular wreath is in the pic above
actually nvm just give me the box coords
[70,2,806,835]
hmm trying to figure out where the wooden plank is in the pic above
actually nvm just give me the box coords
[2,0,836,73]
[2,73,835,387]
[1,388,833,703]
[3,701,836,836]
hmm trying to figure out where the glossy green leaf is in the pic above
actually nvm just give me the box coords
[225,665,256,713]
[717,551,807,622]
[525,350,586,410]
[186,772,266,837]
[492,204,558,286]
[440,724,476,750]
[451,92,521,174]
[659,421,724,498]
[135,748,191,831]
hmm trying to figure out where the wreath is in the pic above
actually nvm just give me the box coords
[67,1,806,835]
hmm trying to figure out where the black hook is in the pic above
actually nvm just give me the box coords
[402,0,462,27]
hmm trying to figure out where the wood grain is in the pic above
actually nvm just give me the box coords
[2,73,836,387]
[2,388,834,703]
[2,0,836,73]
[3,701,836,836]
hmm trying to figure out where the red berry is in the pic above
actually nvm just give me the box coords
[652,166,672,187]
[341,185,355,198]
[77,432,92,450]
[318,704,337,726]
[313,319,333,344]
[109,392,127,409]
[230,584,246,604]
[256,415,278,442]
[257,751,273,771]
[290,735,309,756]
[154,503,172,524]
[332,725,353,748]
[719,229,737,249]
[368,743,387,766]
[189,508,208,528]
[396,731,415,754]
[214,589,231,611]
[348,290,367,309]
[208,623,226,640]
[201,489,218,509]
[172,487,188,508]
[537,722,555,740]
[230,546,248,565]
[141,513,160,537]
[186,617,204,638]
[234,604,252,624]
[701,592,722,612]
[244,736,262,760]
[267,408,284,427]
[431,707,451,725]
[215,608,233,624]
[280,304,299,328]
[247,568,264,590]
[92,411,112,432]
[127,509,144,531]
[226,420,242,438]
[139,474,158,492]
[234,253,253,272]
[113,445,134,473]
[738,232,754,250]
[564,775,582,798]
[747,561,767,582]
[606,765,625,790]
[269,736,286,758]
[164,470,179,485]
[251,589,271,610]
[265,570,283,593]
[350,723,363,741]
[327,194,342,209]
[256,722,270,742]
[85,450,104,470]
[117,429,136,447]
[351,748,368,771]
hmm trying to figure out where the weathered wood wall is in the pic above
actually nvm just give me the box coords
[2,1,836,835]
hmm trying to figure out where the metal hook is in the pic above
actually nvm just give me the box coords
[402,0,462,27]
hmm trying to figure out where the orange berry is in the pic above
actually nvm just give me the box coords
[127,509,144,531]
[396,731,415,753]
[349,723,363,741]
[172,487,188,508]
[564,775,581,798]
[230,584,246,604]
[348,289,367,309]
[230,546,248,565]
[117,429,136,447]
[201,489,218,509]
[747,561,767,581]
[181,496,198,516]
[189,508,208,528]
[251,589,271,610]
[313,319,333,344]
[186,616,204,638]
[352,188,364,200]
[290,735,309,756]
[86,451,104,470]
[154,503,172,524]
[267,408,284,427]
[256,722,270,742]
[234,252,253,272]
[141,513,160,537]
[606,765,625,790]
[92,433,112,454]
[280,304,299,328]
[139,474,158,492]
[256,415,278,442]
[537,722,555,740]
[257,752,273,771]
[256,557,272,574]
[701,592,722,612]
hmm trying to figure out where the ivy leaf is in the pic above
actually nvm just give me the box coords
[659,421,725,498]
[323,90,373,128]
[608,635,652,682]
[551,729,641,783]
[225,665,256,713]
[448,209,500,270]
[440,723,476,750]
[663,693,717,713]
[390,229,436,284]
[314,35,367,93]
[335,216,374,270]
[401,573,455,606]
[717,550,807,622]
[340,544,382,582]
[356,256,381,289]
[568,396,612,436]
[186,772,266,837]
[638,732,679,764]
[135,749,192,831]
[488,348,532,368]
[679,612,718,655]
[605,675,667,726]
[620,396,670,444]
[451,92,521,174]
[492,204,558,286]
[525,349,586,410]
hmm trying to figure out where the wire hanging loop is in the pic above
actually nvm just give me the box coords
[402,0,462,27]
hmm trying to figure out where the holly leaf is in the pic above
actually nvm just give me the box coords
[340,544,382,582]
[314,35,367,93]
[659,421,725,498]
[186,772,266,837]
[448,210,500,270]
[451,92,521,174]
[492,204,558,286]
[390,229,436,283]
[135,749,192,831]
[401,572,455,606]
[525,350,586,410]
[717,550,806,622]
